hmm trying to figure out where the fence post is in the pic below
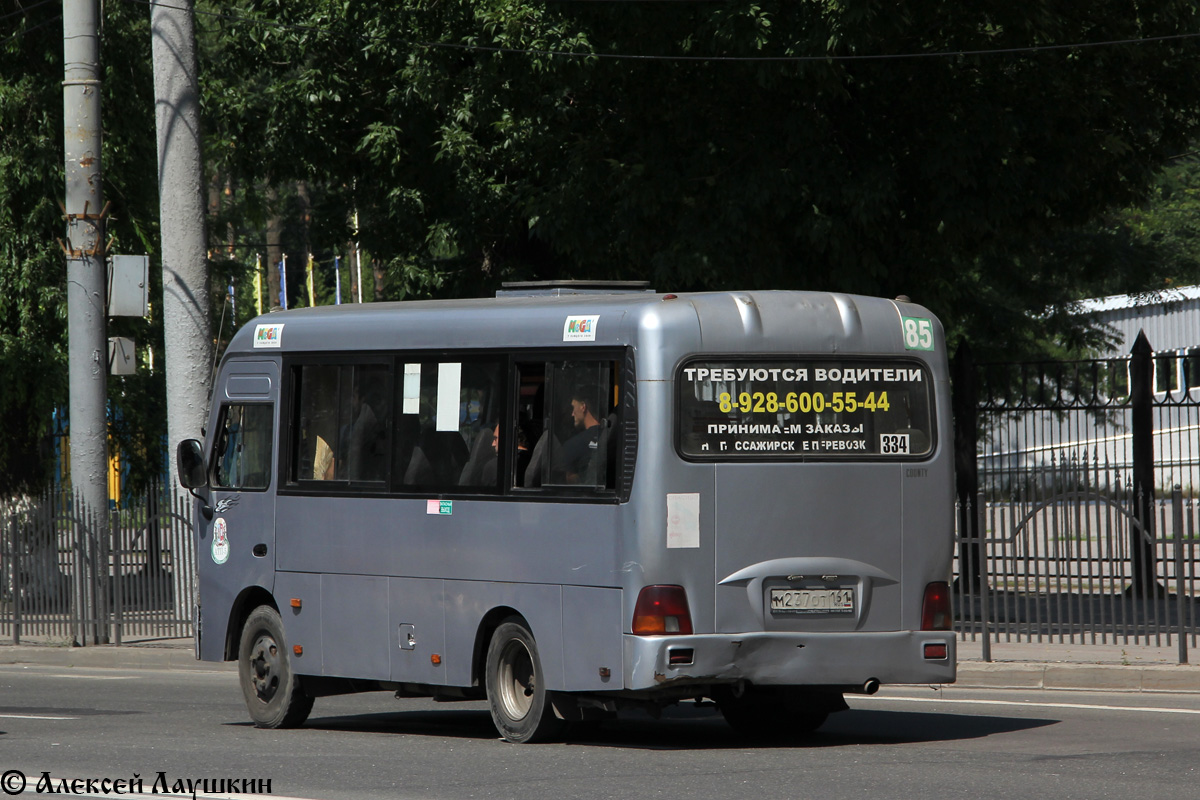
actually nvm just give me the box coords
[1129,332,1159,598]
[10,512,20,646]
[1173,486,1188,664]
[976,491,992,662]
[953,343,982,589]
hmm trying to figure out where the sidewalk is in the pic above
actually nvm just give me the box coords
[4,635,1200,692]
[954,637,1200,692]
[0,637,232,672]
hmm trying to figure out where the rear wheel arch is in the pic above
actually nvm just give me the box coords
[471,606,524,687]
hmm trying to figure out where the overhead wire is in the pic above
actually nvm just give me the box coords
[120,0,1200,64]
[2,11,61,46]
[0,0,58,24]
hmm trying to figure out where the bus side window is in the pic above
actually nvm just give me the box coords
[525,360,616,490]
[213,404,273,490]
[290,363,391,486]
[394,359,503,493]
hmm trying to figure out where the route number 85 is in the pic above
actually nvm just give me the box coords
[902,316,934,351]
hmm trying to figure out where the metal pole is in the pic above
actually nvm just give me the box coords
[1129,331,1157,597]
[952,343,982,589]
[62,0,110,542]
[1173,486,1188,664]
[977,492,992,663]
[151,0,211,629]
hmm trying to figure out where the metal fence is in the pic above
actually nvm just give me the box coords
[954,334,1200,662]
[0,484,195,645]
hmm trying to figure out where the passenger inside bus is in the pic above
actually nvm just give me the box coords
[555,383,603,484]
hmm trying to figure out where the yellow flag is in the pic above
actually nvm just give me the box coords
[306,253,316,307]
[254,253,263,316]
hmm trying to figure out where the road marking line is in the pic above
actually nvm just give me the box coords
[0,713,77,720]
[22,674,134,681]
[855,695,1200,715]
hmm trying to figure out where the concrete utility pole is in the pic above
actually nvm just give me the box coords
[150,0,212,487]
[62,0,109,516]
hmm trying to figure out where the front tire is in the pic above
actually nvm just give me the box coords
[485,617,564,743]
[238,605,314,728]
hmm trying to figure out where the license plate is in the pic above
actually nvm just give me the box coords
[770,587,855,614]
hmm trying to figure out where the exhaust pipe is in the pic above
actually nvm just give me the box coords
[861,678,880,695]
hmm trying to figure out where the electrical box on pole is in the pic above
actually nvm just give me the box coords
[108,255,150,317]
[108,337,137,375]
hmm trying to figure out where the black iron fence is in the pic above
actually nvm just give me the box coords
[5,332,1200,656]
[1,484,195,645]
[954,333,1200,662]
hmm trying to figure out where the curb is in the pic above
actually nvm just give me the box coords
[955,660,1200,693]
[0,644,234,672]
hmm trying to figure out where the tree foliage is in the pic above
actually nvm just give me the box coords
[4,0,1200,488]
[199,0,1200,359]
[1,2,162,493]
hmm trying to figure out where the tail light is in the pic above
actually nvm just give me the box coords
[921,581,951,631]
[632,585,693,635]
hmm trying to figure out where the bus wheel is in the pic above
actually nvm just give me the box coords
[716,686,834,739]
[238,605,314,729]
[485,618,564,743]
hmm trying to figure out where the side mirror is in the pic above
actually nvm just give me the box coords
[177,439,207,489]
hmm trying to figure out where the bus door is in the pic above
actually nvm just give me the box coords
[201,360,280,650]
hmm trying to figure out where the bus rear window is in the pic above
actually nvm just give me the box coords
[677,358,934,460]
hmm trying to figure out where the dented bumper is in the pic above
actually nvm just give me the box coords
[623,630,956,691]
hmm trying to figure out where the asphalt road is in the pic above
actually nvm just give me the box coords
[2,665,1198,800]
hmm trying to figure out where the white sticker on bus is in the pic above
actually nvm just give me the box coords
[436,362,462,432]
[563,315,599,342]
[402,363,421,414]
[666,493,700,549]
[253,323,283,348]
[211,517,230,565]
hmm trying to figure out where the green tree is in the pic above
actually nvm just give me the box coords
[199,0,1200,362]
[1,2,164,493]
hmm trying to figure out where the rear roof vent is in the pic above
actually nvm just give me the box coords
[496,280,654,297]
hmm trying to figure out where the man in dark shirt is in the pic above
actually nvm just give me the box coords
[557,384,602,484]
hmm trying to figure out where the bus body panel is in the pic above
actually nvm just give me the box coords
[388,576,447,685]
[322,573,391,680]
[561,586,625,691]
[273,571,323,669]
[712,463,905,634]
[274,496,621,588]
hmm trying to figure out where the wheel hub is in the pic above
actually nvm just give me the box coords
[249,634,280,702]
[497,640,536,720]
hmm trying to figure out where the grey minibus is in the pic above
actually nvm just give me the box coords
[177,283,956,743]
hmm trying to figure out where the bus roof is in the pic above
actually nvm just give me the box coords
[223,290,938,362]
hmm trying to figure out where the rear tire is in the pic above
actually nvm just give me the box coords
[716,686,838,739]
[238,605,314,728]
[485,617,564,743]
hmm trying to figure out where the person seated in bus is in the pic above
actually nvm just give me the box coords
[313,434,335,480]
[341,383,380,480]
[458,422,498,487]
[554,384,603,484]
[404,427,470,487]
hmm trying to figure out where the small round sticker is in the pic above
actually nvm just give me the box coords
[211,517,230,565]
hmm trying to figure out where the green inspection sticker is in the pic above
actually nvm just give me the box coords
[901,316,935,351]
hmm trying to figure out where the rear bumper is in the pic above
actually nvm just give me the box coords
[624,630,956,692]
